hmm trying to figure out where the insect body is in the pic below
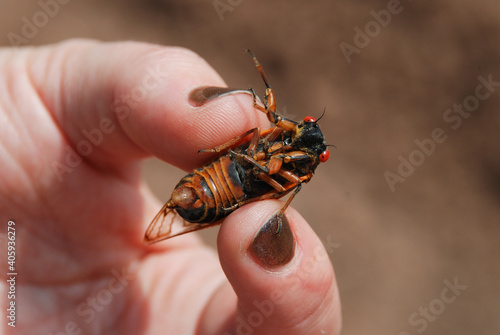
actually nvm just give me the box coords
[144,51,330,244]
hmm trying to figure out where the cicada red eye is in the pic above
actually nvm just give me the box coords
[319,150,329,163]
[304,116,316,123]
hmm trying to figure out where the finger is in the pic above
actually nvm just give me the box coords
[213,200,342,335]
[28,39,269,171]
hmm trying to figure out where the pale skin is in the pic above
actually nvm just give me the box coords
[0,40,341,334]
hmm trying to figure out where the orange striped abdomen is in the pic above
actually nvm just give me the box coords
[169,156,247,223]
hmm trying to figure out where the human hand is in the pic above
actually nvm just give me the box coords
[0,40,341,334]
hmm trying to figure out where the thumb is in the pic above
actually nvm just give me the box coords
[217,200,342,335]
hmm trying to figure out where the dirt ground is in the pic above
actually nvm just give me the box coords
[1,0,499,334]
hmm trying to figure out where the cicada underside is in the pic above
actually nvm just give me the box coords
[144,50,330,244]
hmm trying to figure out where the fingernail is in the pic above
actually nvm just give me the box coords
[249,213,295,268]
[188,86,237,106]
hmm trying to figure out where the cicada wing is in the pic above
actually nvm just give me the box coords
[144,202,219,244]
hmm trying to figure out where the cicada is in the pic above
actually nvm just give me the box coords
[144,50,330,244]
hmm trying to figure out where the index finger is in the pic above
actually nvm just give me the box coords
[31,40,269,171]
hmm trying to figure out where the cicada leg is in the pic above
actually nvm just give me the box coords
[199,126,282,159]
[198,128,260,155]
[255,169,314,234]
[271,170,313,233]
[246,50,297,132]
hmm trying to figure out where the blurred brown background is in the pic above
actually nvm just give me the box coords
[2,0,499,334]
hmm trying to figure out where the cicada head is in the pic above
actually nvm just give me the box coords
[291,116,329,164]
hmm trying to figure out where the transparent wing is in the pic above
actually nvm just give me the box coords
[144,202,219,244]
